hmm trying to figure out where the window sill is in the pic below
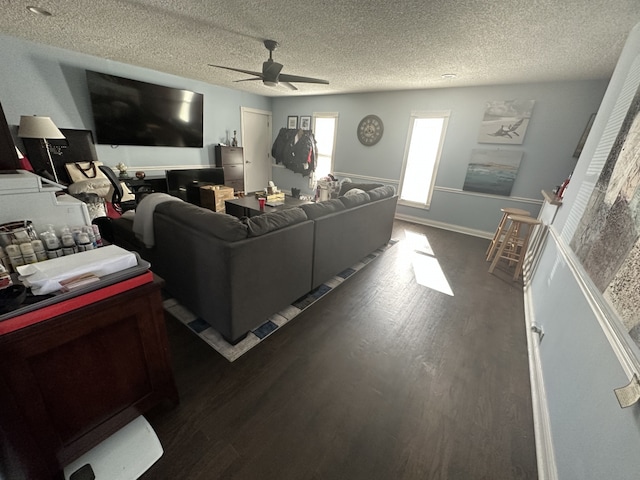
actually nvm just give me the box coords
[398,199,431,210]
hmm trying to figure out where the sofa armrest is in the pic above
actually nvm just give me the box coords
[311,195,397,288]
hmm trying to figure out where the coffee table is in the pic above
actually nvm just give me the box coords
[225,194,312,218]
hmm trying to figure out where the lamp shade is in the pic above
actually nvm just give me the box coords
[18,115,65,139]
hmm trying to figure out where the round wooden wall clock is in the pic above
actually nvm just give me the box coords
[357,115,384,146]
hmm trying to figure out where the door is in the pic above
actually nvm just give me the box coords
[241,107,272,193]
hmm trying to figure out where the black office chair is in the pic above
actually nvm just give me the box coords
[98,165,137,214]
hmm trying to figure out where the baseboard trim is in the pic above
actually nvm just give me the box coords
[524,285,558,480]
[394,212,493,239]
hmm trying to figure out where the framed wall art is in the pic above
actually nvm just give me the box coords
[478,99,535,145]
[287,116,298,129]
[573,112,596,158]
[462,149,523,196]
[300,116,311,130]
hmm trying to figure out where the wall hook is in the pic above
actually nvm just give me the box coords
[531,324,544,342]
[614,374,640,408]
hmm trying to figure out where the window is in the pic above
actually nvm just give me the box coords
[399,111,450,209]
[312,112,338,178]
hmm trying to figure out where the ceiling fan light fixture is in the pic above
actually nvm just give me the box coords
[209,39,328,90]
[26,6,53,16]
[441,73,457,79]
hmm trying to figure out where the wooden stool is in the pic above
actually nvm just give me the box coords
[486,207,530,261]
[489,214,541,281]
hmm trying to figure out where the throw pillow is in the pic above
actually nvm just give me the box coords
[67,178,112,198]
[367,185,396,201]
[339,191,371,209]
[300,199,346,220]
[344,188,366,197]
[339,182,384,196]
[243,208,308,237]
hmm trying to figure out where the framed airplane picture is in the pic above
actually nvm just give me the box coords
[478,99,535,145]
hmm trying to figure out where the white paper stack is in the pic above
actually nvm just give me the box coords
[16,245,138,295]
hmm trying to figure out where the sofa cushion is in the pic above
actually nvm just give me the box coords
[300,199,346,220]
[339,191,371,209]
[243,207,308,237]
[339,182,384,196]
[68,178,112,198]
[155,201,248,241]
[367,185,396,201]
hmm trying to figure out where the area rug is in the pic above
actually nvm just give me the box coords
[163,239,398,362]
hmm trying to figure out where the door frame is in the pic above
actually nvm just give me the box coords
[240,107,273,192]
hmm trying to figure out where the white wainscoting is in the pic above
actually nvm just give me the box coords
[524,225,640,480]
[433,185,544,206]
[332,171,399,185]
[524,283,559,480]
[394,212,493,239]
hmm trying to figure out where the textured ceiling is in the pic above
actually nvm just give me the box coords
[1,0,639,97]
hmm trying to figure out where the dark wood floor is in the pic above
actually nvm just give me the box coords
[142,220,537,480]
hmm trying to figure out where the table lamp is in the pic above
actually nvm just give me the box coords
[18,115,65,184]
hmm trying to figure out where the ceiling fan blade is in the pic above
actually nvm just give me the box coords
[262,60,283,82]
[209,64,264,78]
[279,73,329,85]
[211,42,328,90]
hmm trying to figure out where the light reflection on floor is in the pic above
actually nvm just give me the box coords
[402,229,454,296]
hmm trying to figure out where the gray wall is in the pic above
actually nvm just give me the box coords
[529,23,640,479]
[0,34,271,174]
[272,81,607,235]
[530,239,640,479]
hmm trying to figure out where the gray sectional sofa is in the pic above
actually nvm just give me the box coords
[112,184,397,344]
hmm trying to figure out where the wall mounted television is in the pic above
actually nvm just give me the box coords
[86,70,204,147]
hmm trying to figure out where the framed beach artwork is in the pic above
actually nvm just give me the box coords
[478,99,535,145]
[462,149,523,197]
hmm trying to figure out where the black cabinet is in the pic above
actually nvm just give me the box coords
[124,176,168,201]
[215,146,245,194]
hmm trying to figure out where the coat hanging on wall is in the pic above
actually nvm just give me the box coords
[271,128,317,177]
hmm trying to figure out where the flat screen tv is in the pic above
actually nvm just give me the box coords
[86,70,204,147]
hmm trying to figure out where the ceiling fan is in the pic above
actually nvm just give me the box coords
[209,40,329,91]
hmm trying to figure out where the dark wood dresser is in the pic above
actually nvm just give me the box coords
[0,275,178,479]
[215,145,245,194]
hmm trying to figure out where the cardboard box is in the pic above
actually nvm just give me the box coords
[200,185,234,213]
[255,192,285,202]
